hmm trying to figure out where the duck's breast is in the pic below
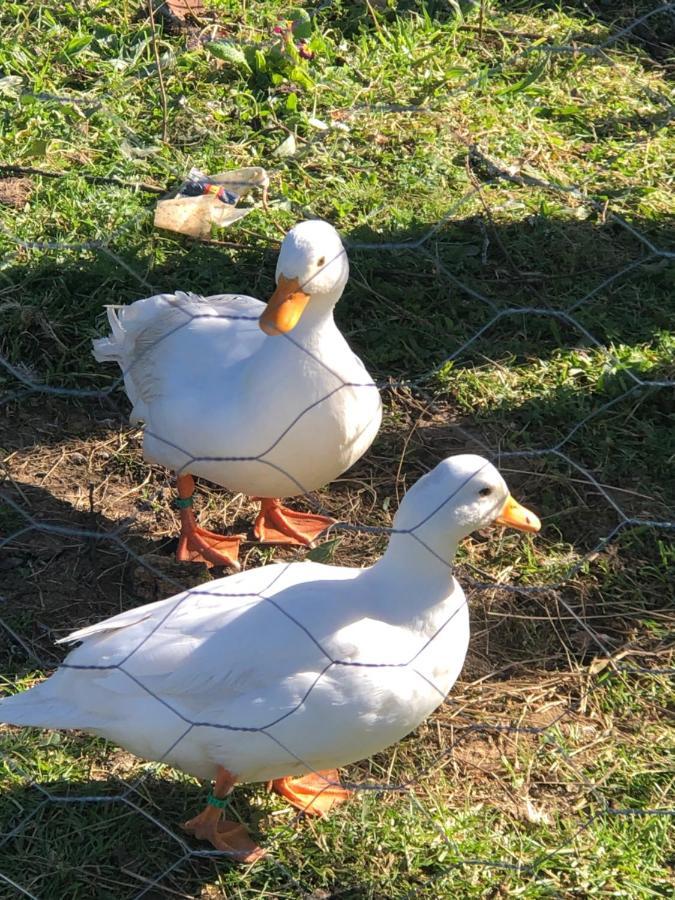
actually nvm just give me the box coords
[215,578,471,782]
[148,328,382,496]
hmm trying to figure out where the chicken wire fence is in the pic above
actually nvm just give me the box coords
[0,2,674,897]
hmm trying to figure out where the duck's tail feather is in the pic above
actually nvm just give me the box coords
[92,304,149,421]
[91,296,185,424]
[92,306,126,364]
[0,680,85,731]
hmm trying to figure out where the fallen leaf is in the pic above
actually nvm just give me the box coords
[120,139,160,159]
[273,133,297,158]
[518,797,552,826]
[0,75,24,98]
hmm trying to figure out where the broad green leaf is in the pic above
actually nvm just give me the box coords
[290,65,314,90]
[206,41,250,71]
[306,537,341,563]
[23,137,49,159]
[60,35,92,58]
[288,8,312,40]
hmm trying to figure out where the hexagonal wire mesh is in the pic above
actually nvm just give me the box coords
[0,3,674,898]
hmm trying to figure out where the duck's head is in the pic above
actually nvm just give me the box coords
[390,454,540,566]
[259,220,349,336]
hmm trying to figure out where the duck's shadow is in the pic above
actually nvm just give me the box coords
[0,772,301,899]
[491,0,675,71]
[0,765,440,899]
[0,468,637,722]
[316,0,675,74]
[0,478,236,671]
[0,208,671,685]
[1,211,673,399]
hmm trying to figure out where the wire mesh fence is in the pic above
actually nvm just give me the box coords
[0,1,673,897]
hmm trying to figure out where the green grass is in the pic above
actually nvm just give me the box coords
[1,0,674,897]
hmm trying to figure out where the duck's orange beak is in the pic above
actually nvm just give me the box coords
[259,275,311,336]
[494,495,541,533]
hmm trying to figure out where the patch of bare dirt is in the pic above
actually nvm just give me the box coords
[150,0,211,38]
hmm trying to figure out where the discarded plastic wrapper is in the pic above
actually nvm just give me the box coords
[154,166,269,239]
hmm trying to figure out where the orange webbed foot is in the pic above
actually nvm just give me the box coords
[183,808,265,862]
[176,520,242,570]
[271,769,351,816]
[183,766,265,863]
[254,499,334,547]
[174,475,242,570]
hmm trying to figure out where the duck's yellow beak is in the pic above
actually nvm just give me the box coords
[259,275,311,336]
[494,495,541,533]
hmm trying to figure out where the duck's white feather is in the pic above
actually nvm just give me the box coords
[92,292,265,426]
[0,559,467,782]
[91,222,382,497]
[0,456,532,786]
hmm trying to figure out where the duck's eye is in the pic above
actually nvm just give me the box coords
[479,487,492,497]
[317,256,326,268]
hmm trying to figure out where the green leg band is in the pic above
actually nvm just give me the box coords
[173,493,195,510]
[207,791,231,810]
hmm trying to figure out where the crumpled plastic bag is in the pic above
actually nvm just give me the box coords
[154,166,269,239]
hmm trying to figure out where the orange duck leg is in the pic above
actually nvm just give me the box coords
[175,474,242,570]
[183,766,265,863]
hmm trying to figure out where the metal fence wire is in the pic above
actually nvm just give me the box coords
[0,2,674,898]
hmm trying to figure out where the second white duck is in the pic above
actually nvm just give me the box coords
[0,454,540,862]
[93,220,382,570]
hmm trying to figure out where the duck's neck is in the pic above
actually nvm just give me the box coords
[283,290,341,352]
[251,289,348,393]
[366,531,459,615]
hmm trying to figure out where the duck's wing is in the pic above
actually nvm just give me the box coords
[57,559,282,656]
[55,592,183,645]
[0,563,312,731]
[49,563,349,727]
[92,291,265,422]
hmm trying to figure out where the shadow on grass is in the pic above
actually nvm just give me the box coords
[0,474,223,676]
[0,772,284,900]
[492,0,675,68]
[0,210,672,678]
[0,765,445,900]
[0,211,673,385]
[314,0,675,71]
[0,211,672,573]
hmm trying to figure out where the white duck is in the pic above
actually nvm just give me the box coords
[93,220,382,570]
[0,455,539,862]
